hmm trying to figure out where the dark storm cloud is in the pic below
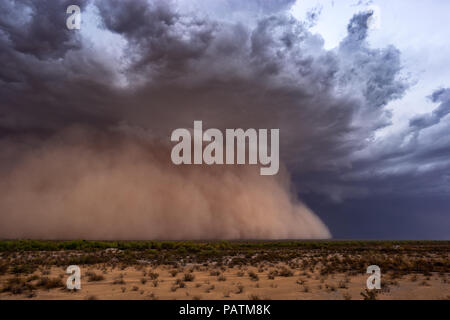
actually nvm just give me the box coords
[410,88,450,131]
[0,0,117,133]
[0,1,407,193]
[0,2,407,169]
[0,0,87,59]
[89,6,407,174]
[1,1,447,239]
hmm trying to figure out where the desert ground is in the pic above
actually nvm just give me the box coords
[0,241,448,300]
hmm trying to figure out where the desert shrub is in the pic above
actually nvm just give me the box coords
[325,284,336,292]
[360,289,378,300]
[248,271,259,281]
[36,277,64,290]
[148,272,159,280]
[183,273,195,282]
[176,279,186,288]
[86,271,104,282]
[26,275,39,282]
[278,267,294,277]
[11,264,37,274]
[218,275,227,281]
[2,277,35,295]
[169,269,178,277]
[113,276,126,285]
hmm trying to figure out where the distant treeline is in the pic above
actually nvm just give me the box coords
[0,240,448,252]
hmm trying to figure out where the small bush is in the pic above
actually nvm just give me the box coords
[278,267,293,277]
[248,271,259,281]
[86,272,104,282]
[360,289,378,300]
[176,279,186,288]
[183,273,195,282]
[267,270,277,280]
[36,277,64,290]
[148,272,159,280]
[169,270,178,277]
[338,280,348,289]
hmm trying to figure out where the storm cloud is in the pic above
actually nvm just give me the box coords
[0,0,448,239]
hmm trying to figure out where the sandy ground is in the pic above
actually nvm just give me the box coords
[1,264,448,300]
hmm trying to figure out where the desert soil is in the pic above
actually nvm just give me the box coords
[1,263,448,300]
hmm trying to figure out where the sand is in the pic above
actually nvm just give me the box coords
[1,264,448,300]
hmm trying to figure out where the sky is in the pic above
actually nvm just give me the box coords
[0,0,449,240]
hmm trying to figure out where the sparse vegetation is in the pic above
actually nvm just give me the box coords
[36,276,64,290]
[218,274,227,281]
[86,271,104,282]
[0,240,448,300]
[278,267,294,277]
[183,273,195,282]
[361,289,379,300]
[248,271,259,281]
[169,269,178,277]
[148,272,159,280]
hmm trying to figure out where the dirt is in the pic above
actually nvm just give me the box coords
[1,264,448,300]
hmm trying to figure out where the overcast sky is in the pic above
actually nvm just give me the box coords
[0,0,449,239]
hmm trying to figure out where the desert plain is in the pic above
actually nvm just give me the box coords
[0,240,448,300]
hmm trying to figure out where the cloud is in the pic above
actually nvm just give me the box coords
[410,88,450,131]
[3,0,437,239]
